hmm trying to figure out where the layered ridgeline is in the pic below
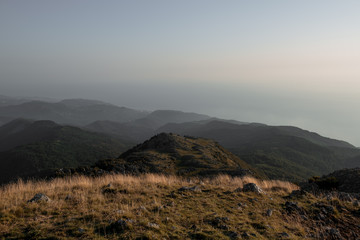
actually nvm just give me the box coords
[58,133,258,178]
[0,119,133,184]
[0,99,148,126]
[1,96,360,182]
[157,121,360,181]
[85,110,211,142]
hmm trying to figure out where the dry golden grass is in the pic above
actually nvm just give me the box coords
[0,174,298,210]
[1,173,358,239]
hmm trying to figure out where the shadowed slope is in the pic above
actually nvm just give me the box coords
[66,133,258,178]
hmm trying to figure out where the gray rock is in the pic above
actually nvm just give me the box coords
[353,200,359,207]
[148,222,160,229]
[107,219,131,232]
[237,202,247,208]
[339,192,353,202]
[242,183,264,194]
[138,206,147,211]
[27,193,51,203]
[288,190,305,198]
[225,231,238,239]
[314,203,334,215]
[266,209,273,217]
[65,195,75,201]
[279,232,290,238]
[327,228,344,240]
[178,185,201,192]
[285,201,305,215]
[241,232,250,238]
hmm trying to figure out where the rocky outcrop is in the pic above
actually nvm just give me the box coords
[242,183,264,194]
[321,168,360,193]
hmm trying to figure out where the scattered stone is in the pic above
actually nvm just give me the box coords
[118,189,128,194]
[242,183,264,194]
[27,193,51,203]
[224,231,238,239]
[326,227,344,240]
[279,232,290,238]
[207,217,230,230]
[65,195,74,201]
[314,203,335,216]
[288,190,306,199]
[317,213,326,221]
[326,194,333,201]
[285,201,305,215]
[178,186,202,192]
[237,202,247,208]
[138,206,147,211]
[248,197,258,203]
[339,192,353,202]
[169,191,176,198]
[265,224,274,229]
[266,209,273,217]
[101,185,117,194]
[148,222,160,229]
[353,200,359,207]
[241,232,250,238]
[106,219,131,232]
[78,228,85,233]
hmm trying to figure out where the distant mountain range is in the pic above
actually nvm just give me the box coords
[0,98,148,126]
[1,95,359,183]
[56,133,258,178]
[157,120,360,181]
[0,119,133,184]
[85,110,211,142]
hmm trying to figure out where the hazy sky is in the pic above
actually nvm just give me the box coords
[1,1,360,145]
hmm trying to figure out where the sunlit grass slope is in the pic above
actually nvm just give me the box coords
[0,174,358,239]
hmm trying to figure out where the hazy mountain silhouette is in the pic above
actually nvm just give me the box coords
[0,99,147,125]
[157,120,360,181]
[0,119,134,183]
[1,96,359,182]
[0,95,57,107]
[85,110,211,142]
[85,120,155,142]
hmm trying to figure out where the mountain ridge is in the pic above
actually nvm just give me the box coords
[57,133,259,178]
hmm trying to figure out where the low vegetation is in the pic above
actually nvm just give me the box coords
[1,173,359,239]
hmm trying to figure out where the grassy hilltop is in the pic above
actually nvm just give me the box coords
[1,174,359,239]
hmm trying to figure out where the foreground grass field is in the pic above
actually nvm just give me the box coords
[0,174,359,239]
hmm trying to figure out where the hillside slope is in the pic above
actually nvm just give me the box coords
[158,121,360,181]
[62,133,258,178]
[0,119,134,183]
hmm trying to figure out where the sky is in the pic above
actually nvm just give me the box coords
[0,0,360,145]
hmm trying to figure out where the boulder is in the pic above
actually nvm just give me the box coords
[178,186,202,192]
[27,193,51,203]
[242,183,264,194]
